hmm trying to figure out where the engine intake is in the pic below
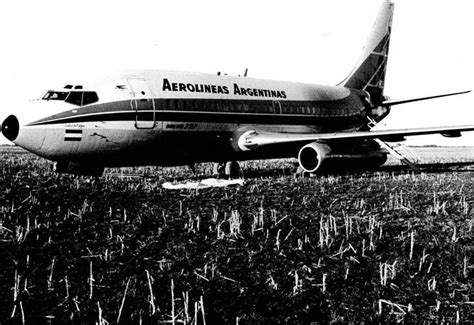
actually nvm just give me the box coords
[298,142,331,173]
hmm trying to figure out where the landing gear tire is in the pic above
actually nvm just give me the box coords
[213,163,225,177]
[225,161,240,179]
[213,161,240,179]
[294,166,313,178]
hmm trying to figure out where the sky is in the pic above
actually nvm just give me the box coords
[0,0,473,146]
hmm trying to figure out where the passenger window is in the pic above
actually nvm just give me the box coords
[289,104,295,114]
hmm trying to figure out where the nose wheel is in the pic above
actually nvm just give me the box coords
[213,161,240,179]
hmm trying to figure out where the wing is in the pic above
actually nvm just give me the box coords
[238,125,474,150]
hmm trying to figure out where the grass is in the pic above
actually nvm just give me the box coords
[0,146,473,323]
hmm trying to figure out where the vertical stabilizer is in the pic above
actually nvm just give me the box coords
[340,1,394,104]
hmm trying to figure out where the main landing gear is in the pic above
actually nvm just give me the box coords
[294,165,313,177]
[213,161,241,179]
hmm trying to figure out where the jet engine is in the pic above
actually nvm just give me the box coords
[297,141,388,173]
[297,142,332,173]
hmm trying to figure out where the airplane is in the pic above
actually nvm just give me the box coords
[1,0,473,178]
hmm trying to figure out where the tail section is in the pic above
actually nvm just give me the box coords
[340,0,394,104]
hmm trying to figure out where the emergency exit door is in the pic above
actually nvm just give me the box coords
[127,78,156,129]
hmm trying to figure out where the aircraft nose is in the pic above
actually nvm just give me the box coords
[2,115,20,142]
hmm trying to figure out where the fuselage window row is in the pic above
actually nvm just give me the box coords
[160,99,350,117]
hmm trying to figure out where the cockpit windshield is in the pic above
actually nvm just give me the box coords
[41,90,99,106]
[42,91,69,101]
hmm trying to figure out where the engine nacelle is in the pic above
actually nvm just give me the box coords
[55,161,104,177]
[298,142,332,173]
[298,141,388,173]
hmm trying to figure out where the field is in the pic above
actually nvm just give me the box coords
[0,146,473,323]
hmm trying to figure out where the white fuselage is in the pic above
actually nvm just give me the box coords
[3,70,370,168]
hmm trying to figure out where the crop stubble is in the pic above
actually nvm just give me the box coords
[0,146,473,323]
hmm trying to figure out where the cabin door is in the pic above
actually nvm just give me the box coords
[127,78,156,129]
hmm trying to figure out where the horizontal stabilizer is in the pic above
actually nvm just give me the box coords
[382,90,471,106]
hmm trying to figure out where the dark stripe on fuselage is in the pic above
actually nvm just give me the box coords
[31,111,366,128]
[29,92,367,128]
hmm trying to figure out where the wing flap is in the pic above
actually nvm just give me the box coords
[240,126,474,150]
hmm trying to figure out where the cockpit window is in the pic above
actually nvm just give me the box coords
[65,91,99,106]
[42,90,99,106]
[42,91,69,100]
[65,91,83,106]
[82,92,99,105]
